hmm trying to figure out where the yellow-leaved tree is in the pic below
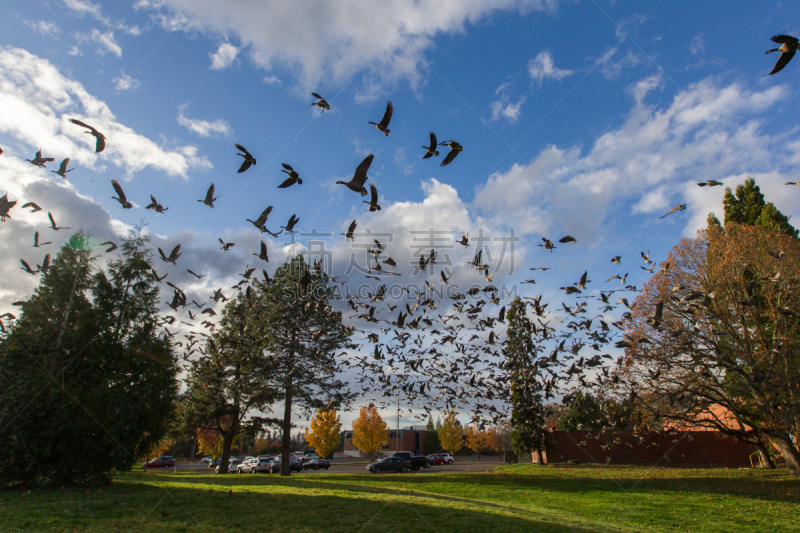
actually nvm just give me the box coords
[305,408,342,459]
[438,410,463,456]
[465,425,487,459]
[352,403,389,461]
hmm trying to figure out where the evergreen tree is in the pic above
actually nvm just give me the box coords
[425,415,440,454]
[180,295,278,474]
[504,297,549,464]
[0,230,178,487]
[242,254,353,475]
[716,178,798,237]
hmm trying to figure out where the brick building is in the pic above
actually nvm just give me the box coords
[343,425,429,457]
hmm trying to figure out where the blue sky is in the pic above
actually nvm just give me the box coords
[1,1,799,431]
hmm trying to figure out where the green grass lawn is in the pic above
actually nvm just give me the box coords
[0,464,798,532]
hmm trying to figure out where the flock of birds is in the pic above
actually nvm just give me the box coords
[0,34,798,425]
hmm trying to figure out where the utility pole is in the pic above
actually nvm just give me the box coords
[396,391,400,454]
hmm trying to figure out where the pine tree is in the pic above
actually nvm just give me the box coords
[243,254,353,475]
[504,297,549,464]
[718,178,798,237]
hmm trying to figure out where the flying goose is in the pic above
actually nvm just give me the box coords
[51,158,74,178]
[198,183,218,208]
[20,259,38,275]
[68,118,106,153]
[146,195,168,213]
[247,206,273,233]
[278,163,302,188]
[158,244,181,264]
[37,253,51,274]
[0,194,17,221]
[659,204,686,219]
[48,212,72,230]
[281,214,300,233]
[422,132,439,159]
[33,231,51,247]
[363,184,381,211]
[219,238,235,251]
[25,149,55,168]
[439,140,463,166]
[254,240,269,262]
[111,180,132,209]
[311,92,330,112]
[342,220,357,240]
[235,144,256,173]
[368,101,393,136]
[336,154,373,196]
[766,34,799,75]
[21,202,42,213]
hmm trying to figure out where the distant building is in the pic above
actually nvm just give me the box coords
[343,426,429,457]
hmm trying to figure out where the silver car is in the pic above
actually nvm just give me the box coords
[240,457,272,473]
[215,458,242,474]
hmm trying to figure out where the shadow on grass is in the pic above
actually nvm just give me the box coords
[1,475,607,533]
[154,465,800,505]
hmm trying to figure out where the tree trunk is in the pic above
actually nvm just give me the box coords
[534,445,545,465]
[756,440,776,469]
[219,430,236,475]
[770,434,800,477]
[280,373,293,476]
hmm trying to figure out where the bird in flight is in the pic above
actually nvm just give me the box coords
[20,259,38,275]
[51,158,74,179]
[158,244,182,264]
[786,180,800,186]
[111,180,132,209]
[439,140,463,166]
[765,34,799,75]
[368,101,393,136]
[33,231,51,248]
[99,241,117,253]
[539,238,555,252]
[559,236,577,244]
[68,118,106,153]
[278,163,302,188]
[198,183,218,208]
[659,204,686,219]
[697,180,723,187]
[219,238,235,251]
[311,93,330,112]
[146,195,168,213]
[247,206,273,233]
[0,194,17,221]
[26,149,55,168]
[363,184,381,212]
[48,212,72,230]
[336,154,373,196]
[281,214,300,233]
[21,202,42,213]
[254,240,269,262]
[342,220,357,241]
[235,144,256,173]
[422,132,439,159]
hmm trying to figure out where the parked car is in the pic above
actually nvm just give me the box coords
[427,454,445,466]
[239,457,272,473]
[303,458,330,470]
[390,452,430,470]
[200,456,213,464]
[440,453,455,464]
[367,457,411,474]
[269,456,303,473]
[143,456,175,469]
[215,459,242,474]
[301,452,320,463]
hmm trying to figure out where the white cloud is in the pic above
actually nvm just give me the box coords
[112,73,141,91]
[24,21,60,36]
[177,105,232,137]
[262,75,281,85]
[627,72,663,104]
[138,0,563,95]
[63,0,104,19]
[593,46,640,79]
[474,76,798,240]
[0,46,211,179]
[74,29,122,57]
[689,34,705,56]
[491,82,526,123]
[528,51,574,84]
[209,42,238,70]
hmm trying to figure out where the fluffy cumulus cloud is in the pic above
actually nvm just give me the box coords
[176,105,232,137]
[490,82,526,123]
[474,76,800,240]
[528,51,574,84]
[137,0,562,95]
[209,42,238,70]
[24,21,60,36]
[0,46,211,179]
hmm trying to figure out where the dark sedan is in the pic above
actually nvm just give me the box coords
[143,456,175,469]
[303,458,330,470]
[367,457,411,474]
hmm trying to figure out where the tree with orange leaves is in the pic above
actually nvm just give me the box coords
[466,425,487,459]
[351,403,389,461]
[618,222,800,477]
[305,408,342,459]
